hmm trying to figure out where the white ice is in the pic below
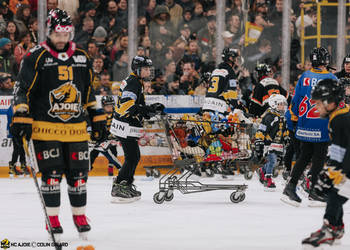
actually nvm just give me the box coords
[0,174,349,250]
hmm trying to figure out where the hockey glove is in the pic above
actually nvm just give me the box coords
[149,103,165,115]
[11,112,33,141]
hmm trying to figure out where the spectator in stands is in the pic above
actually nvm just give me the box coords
[9,0,29,15]
[116,0,128,31]
[243,38,272,72]
[47,0,58,11]
[28,17,38,44]
[57,0,79,20]
[0,38,16,76]
[92,55,104,79]
[87,40,100,58]
[99,71,112,94]
[143,0,156,23]
[149,5,175,47]
[0,0,13,23]
[111,81,120,96]
[163,59,176,79]
[173,23,191,48]
[3,21,19,50]
[189,2,206,33]
[227,13,244,47]
[179,61,199,94]
[74,16,94,49]
[110,33,128,62]
[160,74,185,95]
[99,1,120,34]
[0,75,13,95]
[84,2,98,28]
[184,40,201,71]
[14,4,31,36]
[92,26,108,46]
[14,31,33,67]
[304,10,317,59]
[197,15,216,63]
[150,39,165,70]
[112,51,128,81]
[222,30,234,48]
[143,81,154,95]
[178,6,192,32]
[165,0,183,31]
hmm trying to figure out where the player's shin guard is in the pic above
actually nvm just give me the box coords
[67,176,90,239]
[41,179,63,238]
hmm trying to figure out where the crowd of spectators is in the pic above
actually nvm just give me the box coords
[0,0,346,98]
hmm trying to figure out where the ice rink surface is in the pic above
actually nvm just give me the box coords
[0,174,349,250]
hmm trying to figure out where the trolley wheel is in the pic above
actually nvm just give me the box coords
[273,168,279,178]
[145,169,152,177]
[165,191,174,202]
[244,171,253,180]
[230,192,245,203]
[205,168,215,177]
[153,192,165,204]
[153,169,161,178]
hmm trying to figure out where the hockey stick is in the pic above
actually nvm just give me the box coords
[23,138,62,250]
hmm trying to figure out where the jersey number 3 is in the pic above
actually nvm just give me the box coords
[58,66,73,81]
[208,76,219,93]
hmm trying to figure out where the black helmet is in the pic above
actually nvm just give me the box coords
[101,95,115,107]
[342,54,350,67]
[309,47,330,68]
[222,47,239,62]
[255,63,272,79]
[131,55,152,74]
[311,78,344,105]
[47,9,73,35]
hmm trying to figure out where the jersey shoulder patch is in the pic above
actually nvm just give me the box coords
[212,69,229,77]
[260,77,279,87]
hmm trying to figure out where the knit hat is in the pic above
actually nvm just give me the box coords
[0,38,11,48]
[0,0,8,9]
[93,26,107,38]
[85,2,96,11]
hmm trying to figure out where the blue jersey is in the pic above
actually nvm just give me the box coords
[291,68,337,142]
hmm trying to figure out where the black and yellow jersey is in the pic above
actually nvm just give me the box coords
[249,77,288,117]
[255,108,289,146]
[113,73,145,128]
[14,41,97,142]
[328,105,350,177]
[203,62,238,113]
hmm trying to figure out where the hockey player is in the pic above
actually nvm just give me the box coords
[249,64,288,117]
[202,47,240,115]
[302,79,349,248]
[11,9,106,239]
[254,94,289,190]
[339,77,350,104]
[110,55,164,203]
[335,54,350,79]
[90,95,122,176]
[282,47,338,207]
[7,103,28,177]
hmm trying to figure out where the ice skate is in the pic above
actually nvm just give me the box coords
[20,163,30,177]
[264,175,276,192]
[46,215,63,242]
[334,223,344,245]
[111,180,137,203]
[281,182,302,207]
[256,167,266,184]
[73,215,91,240]
[302,219,338,249]
[129,184,141,200]
[307,189,327,207]
[8,162,23,178]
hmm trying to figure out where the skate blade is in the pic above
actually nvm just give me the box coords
[302,243,327,250]
[333,239,341,245]
[264,187,276,192]
[111,197,138,203]
[48,232,61,243]
[280,195,301,207]
[308,200,326,207]
[79,232,89,241]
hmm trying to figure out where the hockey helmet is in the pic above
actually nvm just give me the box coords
[311,78,344,105]
[268,94,287,114]
[101,95,115,107]
[342,54,350,67]
[255,63,272,80]
[309,47,330,68]
[47,9,73,38]
[131,55,154,79]
[222,47,239,63]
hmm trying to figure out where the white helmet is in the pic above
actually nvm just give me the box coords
[268,94,287,113]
